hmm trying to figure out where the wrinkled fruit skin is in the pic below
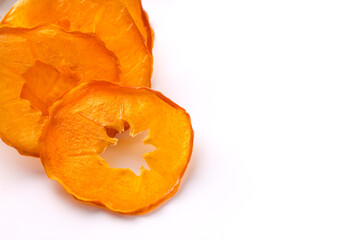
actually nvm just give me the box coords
[2,0,153,87]
[0,25,120,156]
[41,81,194,214]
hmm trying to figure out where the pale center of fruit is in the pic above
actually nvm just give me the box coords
[100,128,155,176]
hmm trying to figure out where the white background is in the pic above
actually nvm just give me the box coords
[1,0,360,239]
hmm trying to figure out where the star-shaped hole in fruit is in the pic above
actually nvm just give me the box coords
[100,127,155,175]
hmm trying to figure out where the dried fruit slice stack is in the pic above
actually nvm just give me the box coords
[0,0,193,214]
[2,0,153,87]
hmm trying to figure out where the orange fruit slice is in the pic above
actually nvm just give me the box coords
[40,81,194,214]
[2,0,152,87]
[0,25,120,156]
[119,0,154,52]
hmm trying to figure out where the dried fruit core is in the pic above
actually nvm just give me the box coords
[20,61,81,116]
[100,127,155,176]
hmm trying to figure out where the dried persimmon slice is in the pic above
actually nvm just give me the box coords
[142,8,155,52]
[2,0,152,87]
[0,25,120,156]
[40,81,194,214]
[118,0,154,52]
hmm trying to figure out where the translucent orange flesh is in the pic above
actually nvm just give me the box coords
[41,81,194,214]
[118,0,154,52]
[142,9,155,52]
[21,61,82,116]
[0,25,120,156]
[2,0,153,87]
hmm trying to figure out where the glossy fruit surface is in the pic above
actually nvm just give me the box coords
[0,25,120,156]
[41,81,194,214]
[2,0,152,87]
[119,0,154,52]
